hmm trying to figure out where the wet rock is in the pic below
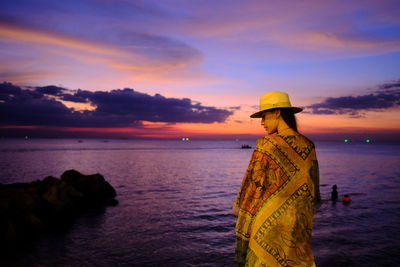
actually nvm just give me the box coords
[0,170,118,254]
[61,170,116,206]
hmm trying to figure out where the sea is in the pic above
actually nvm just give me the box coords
[1,138,399,267]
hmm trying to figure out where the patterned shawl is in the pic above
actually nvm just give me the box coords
[233,134,320,267]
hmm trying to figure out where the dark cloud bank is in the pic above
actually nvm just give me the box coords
[1,81,399,140]
[0,82,233,132]
[304,80,400,117]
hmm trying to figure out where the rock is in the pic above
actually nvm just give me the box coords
[0,170,118,255]
[40,176,83,222]
[61,170,117,206]
[0,182,47,249]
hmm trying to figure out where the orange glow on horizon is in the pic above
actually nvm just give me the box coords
[1,108,399,139]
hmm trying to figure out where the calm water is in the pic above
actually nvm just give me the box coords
[1,138,399,267]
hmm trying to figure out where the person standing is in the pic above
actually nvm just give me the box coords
[331,185,338,201]
[232,91,321,267]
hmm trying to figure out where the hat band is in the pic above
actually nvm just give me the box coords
[259,101,292,111]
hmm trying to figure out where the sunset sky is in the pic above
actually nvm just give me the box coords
[1,0,399,141]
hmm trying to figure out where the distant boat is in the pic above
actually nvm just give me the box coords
[241,144,252,149]
[78,140,83,143]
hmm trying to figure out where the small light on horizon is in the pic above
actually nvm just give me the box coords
[25,136,28,139]
[344,139,349,143]
[365,139,371,143]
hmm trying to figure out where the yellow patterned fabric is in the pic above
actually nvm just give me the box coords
[233,134,320,267]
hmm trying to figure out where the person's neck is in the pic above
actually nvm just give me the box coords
[277,122,297,135]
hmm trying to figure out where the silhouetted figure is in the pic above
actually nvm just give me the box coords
[331,184,338,201]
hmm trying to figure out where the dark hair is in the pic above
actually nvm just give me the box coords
[269,108,298,132]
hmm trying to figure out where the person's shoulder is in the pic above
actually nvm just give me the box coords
[255,136,265,147]
[256,134,314,147]
[299,134,316,148]
[294,134,317,156]
[256,135,273,143]
[278,133,316,149]
[255,135,277,148]
[253,136,275,155]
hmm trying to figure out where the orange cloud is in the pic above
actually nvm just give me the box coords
[179,1,400,57]
[272,31,400,54]
[0,22,205,83]
[0,23,182,72]
[0,70,55,84]
[0,23,132,57]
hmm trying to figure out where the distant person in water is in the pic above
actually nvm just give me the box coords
[331,185,338,201]
[232,91,321,267]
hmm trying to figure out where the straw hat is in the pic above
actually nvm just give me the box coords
[250,91,303,118]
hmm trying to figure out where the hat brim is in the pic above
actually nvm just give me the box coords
[250,107,303,118]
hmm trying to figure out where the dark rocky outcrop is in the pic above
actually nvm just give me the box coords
[0,170,118,254]
[61,170,117,206]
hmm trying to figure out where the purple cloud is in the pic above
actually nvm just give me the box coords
[0,82,233,127]
[304,80,400,116]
